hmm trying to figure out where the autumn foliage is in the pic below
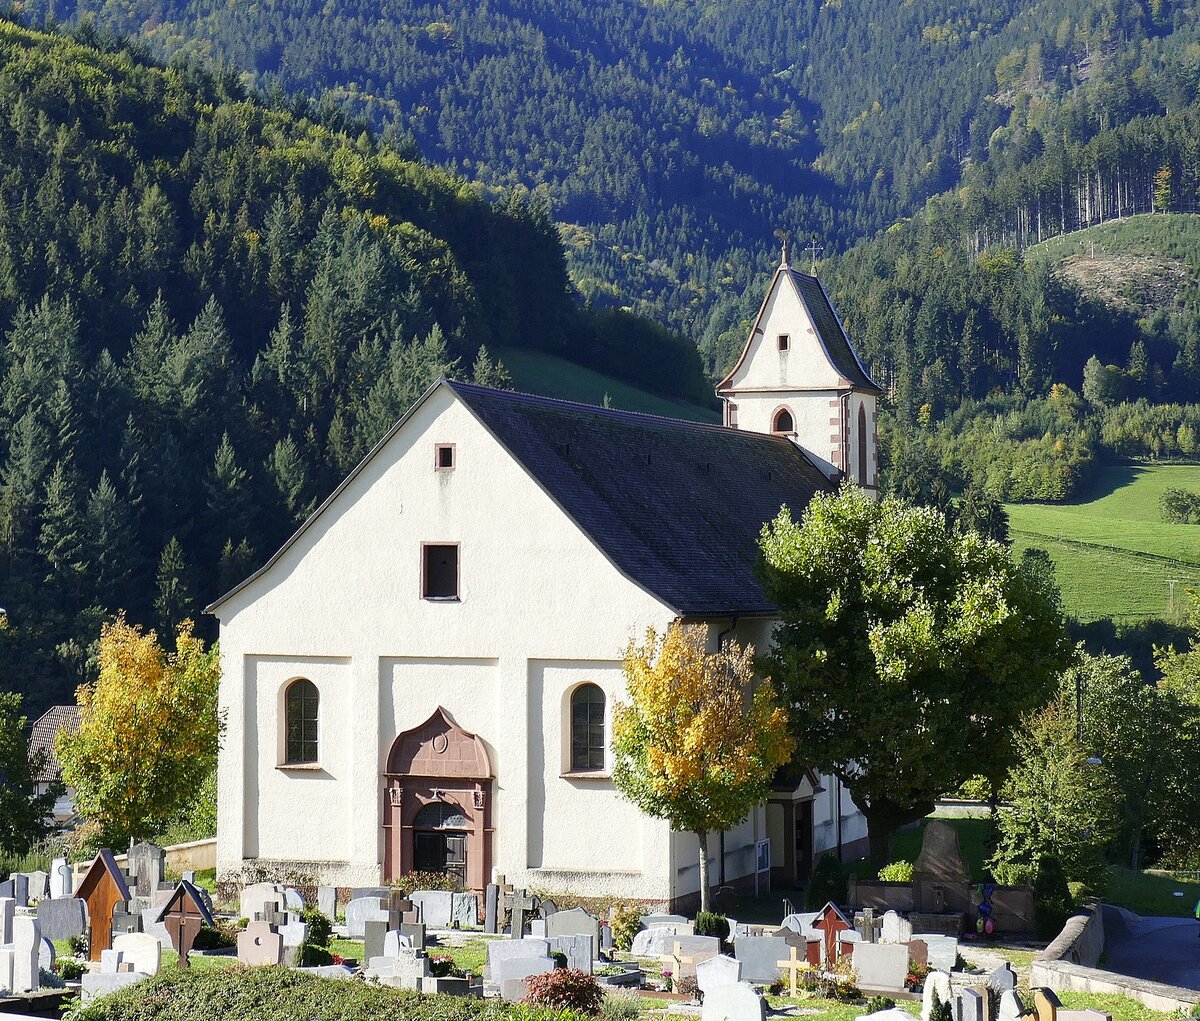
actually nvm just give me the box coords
[56,615,222,846]
[612,622,792,911]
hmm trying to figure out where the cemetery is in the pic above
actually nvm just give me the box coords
[1,833,1192,1021]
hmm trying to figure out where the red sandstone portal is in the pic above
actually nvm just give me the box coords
[382,707,493,895]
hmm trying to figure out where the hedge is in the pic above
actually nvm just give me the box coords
[63,968,591,1021]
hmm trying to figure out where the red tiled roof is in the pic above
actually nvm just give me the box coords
[28,704,81,782]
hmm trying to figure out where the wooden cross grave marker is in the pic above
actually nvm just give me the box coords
[777,945,808,998]
[503,887,536,938]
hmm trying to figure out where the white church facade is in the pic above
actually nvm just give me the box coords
[208,254,879,907]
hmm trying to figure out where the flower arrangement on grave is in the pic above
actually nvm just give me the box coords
[815,958,859,1001]
[428,953,457,978]
[660,968,673,992]
[906,959,930,990]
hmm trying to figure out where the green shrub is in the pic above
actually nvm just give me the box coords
[693,912,729,941]
[69,934,88,957]
[599,990,640,1021]
[191,925,236,951]
[394,871,463,892]
[877,861,913,882]
[429,953,458,977]
[609,903,641,952]
[805,852,848,909]
[1033,856,1074,940]
[300,944,333,966]
[524,969,604,1015]
[301,908,333,948]
[59,959,87,981]
[864,996,896,1014]
[929,992,953,1021]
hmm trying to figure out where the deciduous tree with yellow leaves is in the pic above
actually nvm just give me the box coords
[612,622,793,913]
[56,615,222,847]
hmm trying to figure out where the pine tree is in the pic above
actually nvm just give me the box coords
[268,436,312,523]
[204,432,253,545]
[471,345,513,389]
[38,458,87,603]
[85,470,136,608]
[154,537,193,636]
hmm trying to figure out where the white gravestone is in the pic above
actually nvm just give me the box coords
[112,932,162,977]
[922,971,954,1021]
[12,916,40,993]
[852,942,909,992]
[913,934,958,973]
[999,991,1026,1021]
[0,947,13,995]
[880,911,913,944]
[701,981,766,1021]
[696,954,742,996]
[345,897,389,939]
[383,930,414,956]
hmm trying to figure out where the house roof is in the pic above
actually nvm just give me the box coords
[717,265,881,395]
[207,380,835,618]
[447,381,833,616]
[28,704,81,783]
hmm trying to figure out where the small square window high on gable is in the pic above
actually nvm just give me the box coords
[435,444,455,471]
[777,334,790,351]
[422,544,459,600]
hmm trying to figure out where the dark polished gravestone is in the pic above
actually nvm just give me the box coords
[37,897,87,940]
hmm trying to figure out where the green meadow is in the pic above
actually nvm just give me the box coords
[1007,464,1200,622]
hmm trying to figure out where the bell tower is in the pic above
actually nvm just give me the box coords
[716,244,881,492]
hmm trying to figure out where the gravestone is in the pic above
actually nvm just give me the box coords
[111,907,142,938]
[0,947,11,995]
[734,935,789,984]
[600,922,613,952]
[413,890,454,927]
[549,933,595,973]
[346,896,389,938]
[530,919,547,938]
[364,919,390,962]
[100,949,125,973]
[383,930,413,956]
[451,892,477,928]
[370,946,429,990]
[860,1010,923,1021]
[400,921,427,949]
[351,887,391,902]
[239,882,284,921]
[956,988,985,1021]
[39,936,55,972]
[113,932,162,976]
[283,888,304,911]
[999,991,1026,1021]
[9,874,29,907]
[495,955,555,1001]
[701,981,766,1021]
[631,927,677,957]
[697,954,741,996]
[317,886,337,919]
[852,942,909,992]
[0,897,14,944]
[488,937,551,973]
[141,907,171,944]
[642,913,689,927]
[988,963,1018,994]
[908,939,928,972]
[1035,988,1063,1021]
[485,884,500,934]
[128,843,166,899]
[238,921,284,966]
[504,888,536,938]
[278,920,309,960]
[921,971,953,1021]
[779,912,820,938]
[50,859,72,899]
[38,897,86,940]
[913,933,958,972]
[26,870,49,901]
[547,907,601,943]
[881,911,913,944]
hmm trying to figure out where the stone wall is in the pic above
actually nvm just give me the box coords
[847,879,915,911]
[1030,959,1200,1013]
[1037,899,1104,968]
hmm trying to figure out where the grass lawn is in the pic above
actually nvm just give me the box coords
[1058,992,1185,1021]
[1006,464,1200,622]
[1105,867,1200,918]
[496,347,719,423]
[766,996,919,1020]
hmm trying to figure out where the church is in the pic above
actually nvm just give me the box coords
[208,251,880,907]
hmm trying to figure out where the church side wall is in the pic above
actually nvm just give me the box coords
[215,387,681,898]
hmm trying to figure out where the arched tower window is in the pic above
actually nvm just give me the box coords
[285,678,319,764]
[857,403,868,485]
[570,684,606,771]
[772,407,794,434]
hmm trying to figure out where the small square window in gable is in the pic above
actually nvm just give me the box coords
[435,443,455,471]
[423,543,459,600]
[777,334,790,352]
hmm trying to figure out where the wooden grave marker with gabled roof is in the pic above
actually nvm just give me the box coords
[75,849,132,961]
[156,880,216,967]
[810,901,853,965]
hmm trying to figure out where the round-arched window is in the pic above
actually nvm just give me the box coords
[570,684,606,772]
[285,678,319,764]
[413,801,471,830]
[772,408,794,434]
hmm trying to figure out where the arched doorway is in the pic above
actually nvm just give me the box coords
[382,707,493,894]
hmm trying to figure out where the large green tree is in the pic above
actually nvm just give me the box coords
[759,485,1072,867]
[0,689,61,853]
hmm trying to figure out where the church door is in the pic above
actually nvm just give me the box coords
[382,707,493,894]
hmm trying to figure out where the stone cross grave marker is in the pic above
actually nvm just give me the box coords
[776,944,808,997]
[238,920,284,966]
[504,888,537,938]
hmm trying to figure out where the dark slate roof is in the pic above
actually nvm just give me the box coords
[28,704,81,783]
[789,270,881,393]
[450,381,834,616]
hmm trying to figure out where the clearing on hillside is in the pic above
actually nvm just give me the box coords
[1007,463,1200,622]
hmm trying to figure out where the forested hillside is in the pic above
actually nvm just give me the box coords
[30,0,1200,339]
[0,18,707,717]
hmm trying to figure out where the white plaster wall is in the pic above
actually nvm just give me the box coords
[215,384,678,891]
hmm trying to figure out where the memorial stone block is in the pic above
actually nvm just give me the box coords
[701,982,767,1021]
[113,932,162,976]
[852,942,909,992]
[733,935,789,983]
